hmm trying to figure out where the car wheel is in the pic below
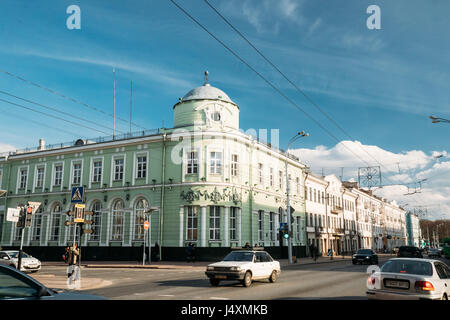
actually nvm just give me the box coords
[352,261,356,265]
[243,271,252,287]
[209,279,220,287]
[269,271,278,283]
[442,294,448,300]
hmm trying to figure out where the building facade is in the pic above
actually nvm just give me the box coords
[0,79,308,261]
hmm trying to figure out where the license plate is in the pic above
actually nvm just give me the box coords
[386,280,409,289]
[215,275,227,279]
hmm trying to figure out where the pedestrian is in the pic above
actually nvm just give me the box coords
[154,242,160,262]
[190,243,196,263]
[314,246,319,262]
[186,243,193,262]
[63,246,70,264]
[243,242,251,249]
[309,243,314,259]
[67,243,79,278]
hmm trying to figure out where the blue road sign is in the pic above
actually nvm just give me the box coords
[279,222,287,231]
[71,186,84,203]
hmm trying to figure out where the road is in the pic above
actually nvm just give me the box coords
[33,256,407,300]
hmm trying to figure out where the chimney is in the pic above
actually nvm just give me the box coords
[38,139,45,150]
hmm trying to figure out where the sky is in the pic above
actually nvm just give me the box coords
[0,0,448,219]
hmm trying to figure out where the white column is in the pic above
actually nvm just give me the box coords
[238,208,242,246]
[201,206,207,247]
[224,206,229,247]
[179,206,184,247]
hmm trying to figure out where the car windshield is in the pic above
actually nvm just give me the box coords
[357,250,372,255]
[429,249,438,252]
[223,251,254,262]
[7,252,29,259]
[381,260,433,276]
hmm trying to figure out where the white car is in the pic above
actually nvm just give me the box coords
[0,251,41,273]
[205,249,281,287]
[366,258,450,300]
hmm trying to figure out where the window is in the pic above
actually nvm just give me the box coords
[296,177,300,195]
[269,212,275,241]
[89,201,102,241]
[19,168,27,189]
[114,159,124,181]
[314,189,317,203]
[136,156,147,179]
[210,152,222,174]
[72,163,81,185]
[269,168,274,187]
[31,210,42,241]
[54,165,62,186]
[212,111,221,121]
[279,171,283,189]
[36,167,44,188]
[187,151,198,174]
[209,206,220,240]
[0,267,42,298]
[49,203,61,241]
[296,217,301,241]
[111,199,124,241]
[92,160,102,183]
[258,210,264,242]
[187,206,198,241]
[231,154,238,177]
[134,198,148,240]
[230,207,237,241]
[258,163,264,185]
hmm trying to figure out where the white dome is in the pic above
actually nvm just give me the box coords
[181,83,236,105]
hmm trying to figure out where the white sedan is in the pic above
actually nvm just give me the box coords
[0,251,41,273]
[366,258,450,300]
[205,249,281,287]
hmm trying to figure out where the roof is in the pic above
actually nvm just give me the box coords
[179,83,236,106]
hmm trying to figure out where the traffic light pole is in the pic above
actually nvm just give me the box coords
[285,160,293,264]
[18,226,25,271]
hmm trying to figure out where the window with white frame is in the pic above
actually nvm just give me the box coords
[89,201,102,241]
[49,203,61,241]
[209,206,221,240]
[296,177,300,195]
[258,210,264,242]
[231,154,238,177]
[111,199,124,240]
[269,212,275,241]
[186,206,198,241]
[187,151,198,174]
[258,163,264,185]
[278,171,283,189]
[31,209,43,241]
[72,163,81,185]
[36,167,45,188]
[54,164,62,186]
[114,159,124,181]
[230,207,237,241]
[136,156,147,179]
[92,160,102,183]
[134,198,148,240]
[269,167,274,187]
[19,168,27,189]
[210,152,222,174]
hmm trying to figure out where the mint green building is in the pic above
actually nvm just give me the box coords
[0,78,308,261]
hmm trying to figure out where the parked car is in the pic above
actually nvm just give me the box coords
[366,258,450,300]
[397,246,423,258]
[0,251,41,273]
[352,249,378,265]
[428,248,441,259]
[0,264,106,300]
[205,249,281,287]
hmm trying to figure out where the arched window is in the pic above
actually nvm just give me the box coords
[49,203,62,241]
[89,201,102,241]
[111,199,124,241]
[134,198,148,240]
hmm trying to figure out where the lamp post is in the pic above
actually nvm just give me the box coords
[429,116,450,124]
[285,131,309,264]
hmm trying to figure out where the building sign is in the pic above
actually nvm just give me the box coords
[180,187,242,204]
[6,208,20,222]
[74,203,85,223]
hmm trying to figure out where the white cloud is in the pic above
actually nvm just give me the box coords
[291,140,450,220]
[0,143,16,154]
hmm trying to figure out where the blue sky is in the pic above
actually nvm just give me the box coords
[0,0,449,218]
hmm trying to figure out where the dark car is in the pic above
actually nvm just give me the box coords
[352,249,378,265]
[428,248,441,259]
[0,264,106,300]
[397,246,423,258]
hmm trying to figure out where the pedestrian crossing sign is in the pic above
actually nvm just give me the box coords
[71,187,84,203]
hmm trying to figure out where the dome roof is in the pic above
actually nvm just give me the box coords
[181,83,236,105]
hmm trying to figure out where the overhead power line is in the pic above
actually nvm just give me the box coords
[0,69,147,130]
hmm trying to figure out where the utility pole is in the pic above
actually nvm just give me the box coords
[113,67,116,139]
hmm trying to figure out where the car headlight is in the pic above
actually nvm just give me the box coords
[365,256,370,259]
[207,266,214,271]
[230,266,242,271]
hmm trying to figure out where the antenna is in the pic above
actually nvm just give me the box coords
[204,70,209,85]
[130,80,133,135]
[113,68,116,139]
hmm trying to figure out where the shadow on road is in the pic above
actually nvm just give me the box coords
[277,296,367,300]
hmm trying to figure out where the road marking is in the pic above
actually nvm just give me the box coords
[210,297,229,300]
[158,294,175,297]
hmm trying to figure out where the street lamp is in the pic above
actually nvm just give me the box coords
[429,115,450,124]
[285,131,309,264]
[142,206,159,265]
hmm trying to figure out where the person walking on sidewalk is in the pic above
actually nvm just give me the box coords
[67,243,79,278]
[186,243,193,262]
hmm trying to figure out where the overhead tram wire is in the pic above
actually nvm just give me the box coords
[169,0,399,175]
[0,98,111,136]
[0,69,147,130]
[202,0,411,191]
[0,90,125,135]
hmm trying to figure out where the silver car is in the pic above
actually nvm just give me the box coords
[0,251,41,273]
[366,258,450,300]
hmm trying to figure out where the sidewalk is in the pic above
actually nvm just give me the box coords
[42,253,395,270]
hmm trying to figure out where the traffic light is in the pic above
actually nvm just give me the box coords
[25,207,33,227]
[16,208,26,228]
[282,224,290,239]
[289,206,295,225]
